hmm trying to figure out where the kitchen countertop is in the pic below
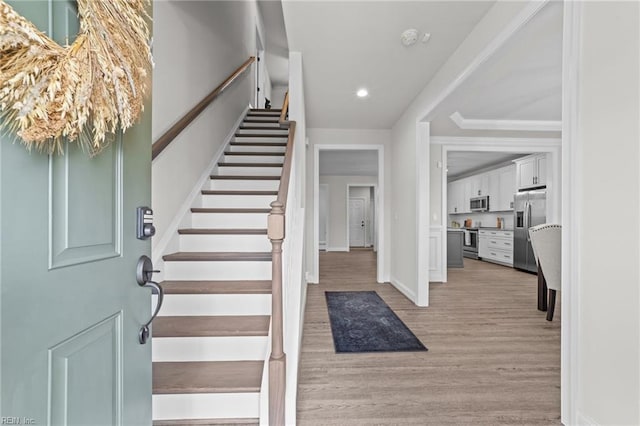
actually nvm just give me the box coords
[447,228,464,232]
[478,227,514,231]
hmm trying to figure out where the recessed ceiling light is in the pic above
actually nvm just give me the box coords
[356,88,369,98]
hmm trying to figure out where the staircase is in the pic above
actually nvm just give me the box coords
[152,109,287,425]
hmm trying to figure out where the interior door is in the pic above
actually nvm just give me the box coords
[348,198,366,247]
[1,1,153,424]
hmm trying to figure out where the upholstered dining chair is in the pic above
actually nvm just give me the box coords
[528,224,561,321]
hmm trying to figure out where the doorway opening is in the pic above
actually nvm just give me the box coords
[255,28,265,108]
[312,145,385,284]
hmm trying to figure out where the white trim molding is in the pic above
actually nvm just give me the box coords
[428,225,443,283]
[416,122,430,306]
[326,246,349,252]
[431,136,561,148]
[449,111,562,132]
[561,1,583,424]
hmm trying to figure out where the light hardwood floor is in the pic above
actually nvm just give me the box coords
[297,250,560,425]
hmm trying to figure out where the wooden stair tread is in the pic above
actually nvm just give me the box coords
[229,141,286,146]
[224,151,284,156]
[160,280,271,294]
[191,207,271,213]
[217,162,282,167]
[239,126,284,130]
[163,252,271,262]
[243,119,279,123]
[153,361,263,394]
[201,190,278,195]
[153,315,270,337]
[209,175,280,180]
[153,419,258,426]
[250,108,281,112]
[178,228,268,235]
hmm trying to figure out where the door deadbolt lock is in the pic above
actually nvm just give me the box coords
[136,207,156,240]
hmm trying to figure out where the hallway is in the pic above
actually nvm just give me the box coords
[297,250,561,425]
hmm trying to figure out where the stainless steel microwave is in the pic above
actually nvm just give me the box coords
[470,196,489,212]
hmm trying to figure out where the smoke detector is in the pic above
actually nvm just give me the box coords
[400,29,419,47]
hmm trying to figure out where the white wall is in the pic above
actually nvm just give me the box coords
[573,2,639,424]
[152,1,264,251]
[318,177,377,250]
[306,129,391,283]
[271,85,289,109]
[390,2,531,300]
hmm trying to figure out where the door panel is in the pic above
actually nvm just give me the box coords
[348,198,365,247]
[50,139,123,268]
[1,2,153,425]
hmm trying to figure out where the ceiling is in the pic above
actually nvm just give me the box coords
[319,150,378,176]
[281,1,495,128]
[431,1,563,137]
[258,1,289,86]
[447,152,527,181]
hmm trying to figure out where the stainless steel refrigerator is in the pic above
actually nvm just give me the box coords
[513,189,546,273]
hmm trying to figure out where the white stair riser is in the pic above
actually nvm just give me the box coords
[228,144,285,153]
[241,122,281,128]
[236,129,288,136]
[179,234,271,252]
[246,113,280,118]
[209,179,279,191]
[157,294,271,316]
[152,336,268,362]
[153,393,259,420]
[223,154,284,163]
[199,194,276,209]
[164,261,271,281]
[192,212,268,228]
[233,136,287,143]
[217,166,282,176]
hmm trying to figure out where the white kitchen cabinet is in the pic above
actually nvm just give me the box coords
[469,174,489,198]
[498,165,516,211]
[515,154,547,190]
[447,180,465,214]
[488,170,500,211]
[462,179,473,213]
[478,229,514,266]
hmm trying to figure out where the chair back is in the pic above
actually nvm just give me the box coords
[528,224,562,291]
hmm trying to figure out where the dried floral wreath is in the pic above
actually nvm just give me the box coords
[0,0,152,156]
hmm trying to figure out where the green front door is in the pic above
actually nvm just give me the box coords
[1,1,153,425]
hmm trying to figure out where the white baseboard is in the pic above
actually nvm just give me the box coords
[305,271,319,284]
[152,106,249,266]
[390,276,417,303]
[326,246,349,252]
[430,271,444,283]
[576,412,600,426]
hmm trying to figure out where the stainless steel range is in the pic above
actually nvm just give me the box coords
[462,228,478,259]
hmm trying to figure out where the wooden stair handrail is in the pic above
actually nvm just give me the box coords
[267,88,292,426]
[278,91,289,125]
[152,57,256,160]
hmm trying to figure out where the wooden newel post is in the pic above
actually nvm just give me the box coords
[268,200,286,426]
